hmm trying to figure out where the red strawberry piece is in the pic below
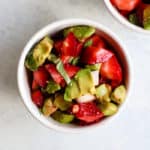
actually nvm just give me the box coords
[81,34,114,64]
[60,32,82,57]
[72,102,104,123]
[54,40,63,54]
[64,64,80,77]
[60,55,72,64]
[31,90,44,107]
[45,64,64,85]
[33,67,49,87]
[76,42,83,56]
[100,56,122,86]
[60,43,82,64]
[110,0,141,11]
[32,79,39,90]
[55,33,82,57]
[99,77,110,85]
[45,64,80,86]
[88,34,106,48]
[119,10,130,17]
[81,46,114,64]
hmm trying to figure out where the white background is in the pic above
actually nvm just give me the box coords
[0,0,150,149]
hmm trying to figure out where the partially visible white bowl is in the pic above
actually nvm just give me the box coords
[17,19,133,133]
[104,0,150,35]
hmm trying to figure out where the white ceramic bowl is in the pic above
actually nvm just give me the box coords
[17,19,132,133]
[104,0,150,35]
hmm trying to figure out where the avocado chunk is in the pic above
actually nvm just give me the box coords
[64,69,95,101]
[52,111,74,123]
[98,102,118,116]
[85,63,101,71]
[75,69,96,94]
[63,26,95,41]
[25,51,37,71]
[96,84,112,104]
[42,98,57,116]
[64,79,81,101]
[143,6,150,30]
[43,81,61,94]
[54,94,72,111]
[25,36,53,71]
[111,85,126,104]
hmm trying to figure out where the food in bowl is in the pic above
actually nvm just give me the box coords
[25,25,126,125]
[110,0,150,30]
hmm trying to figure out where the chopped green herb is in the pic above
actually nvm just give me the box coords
[56,60,71,84]
[71,57,80,65]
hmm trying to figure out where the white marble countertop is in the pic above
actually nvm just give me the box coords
[0,0,150,149]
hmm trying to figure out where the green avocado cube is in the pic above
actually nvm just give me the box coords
[63,26,95,41]
[52,111,74,123]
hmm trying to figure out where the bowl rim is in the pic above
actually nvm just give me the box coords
[17,18,133,133]
[104,0,150,35]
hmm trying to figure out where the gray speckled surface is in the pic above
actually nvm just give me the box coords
[0,0,150,149]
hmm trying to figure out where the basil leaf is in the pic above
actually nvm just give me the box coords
[70,57,80,65]
[56,60,71,84]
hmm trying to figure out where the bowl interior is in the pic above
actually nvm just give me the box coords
[104,0,150,35]
[18,19,131,132]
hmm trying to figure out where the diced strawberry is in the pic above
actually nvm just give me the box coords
[72,102,104,123]
[54,33,82,57]
[88,34,106,48]
[110,0,141,11]
[60,43,82,64]
[81,34,114,64]
[33,67,49,87]
[60,55,72,64]
[62,32,79,56]
[76,42,83,56]
[32,79,39,90]
[99,77,110,85]
[55,32,82,57]
[100,56,122,86]
[119,10,130,17]
[81,46,114,64]
[54,40,63,54]
[45,64,64,85]
[64,64,80,77]
[31,90,44,107]
[45,63,80,86]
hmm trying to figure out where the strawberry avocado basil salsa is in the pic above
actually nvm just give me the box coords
[25,26,126,125]
[110,0,150,30]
